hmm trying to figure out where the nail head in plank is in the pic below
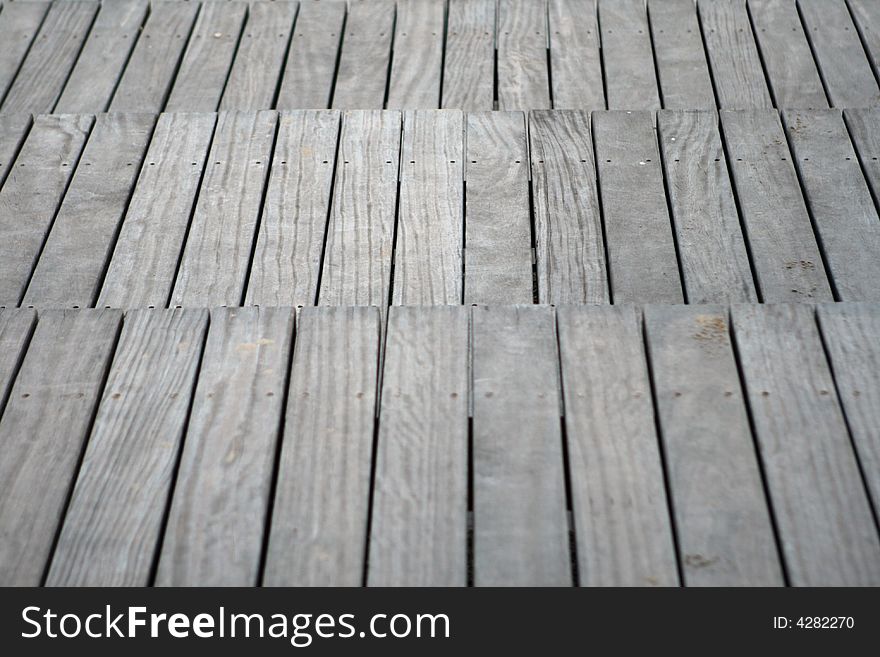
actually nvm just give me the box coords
[598,0,661,110]
[385,0,444,110]
[497,0,551,111]
[0,308,36,419]
[442,0,495,111]
[549,0,604,110]
[0,0,51,107]
[331,0,395,110]
[843,108,880,212]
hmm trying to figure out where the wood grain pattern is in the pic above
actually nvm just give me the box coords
[599,0,660,110]
[0,0,50,108]
[849,0,880,83]
[0,308,36,417]
[497,0,551,110]
[386,0,444,109]
[331,0,394,109]
[442,0,495,111]
[844,108,880,208]
[549,0,604,110]
[0,113,31,190]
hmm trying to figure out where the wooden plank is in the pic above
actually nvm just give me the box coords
[109,0,200,112]
[165,1,247,112]
[0,113,31,190]
[557,305,678,586]
[849,0,880,84]
[386,0,444,109]
[220,0,298,111]
[98,112,216,309]
[656,110,757,303]
[54,0,149,113]
[720,109,832,302]
[643,304,783,586]
[0,114,93,307]
[155,306,294,587]
[246,110,339,307]
[648,0,715,109]
[442,0,495,111]
[464,111,533,304]
[592,110,684,303]
[548,0,604,110]
[599,0,660,110]
[497,0,551,110]
[24,113,155,309]
[529,109,608,304]
[263,306,380,586]
[732,303,880,586]
[783,109,880,302]
[0,308,36,415]
[844,108,880,208]
[46,308,208,586]
[798,0,880,108]
[171,110,278,308]
[698,0,772,109]
[331,0,394,109]
[0,309,121,586]
[472,305,570,586]
[393,110,464,305]
[1,0,98,114]
[0,0,50,107]
[748,0,827,109]
[367,306,469,586]
[318,110,400,308]
[276,0,345,109]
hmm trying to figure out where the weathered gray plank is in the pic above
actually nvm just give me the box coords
[171,110,277,308]
[783,109,880,302]
[549,0,604,110]
[732,303,880,586]
[367,306,469,587]
[46,308,208,586]
[318,110,400,307]
[0,114,92,307]
[263,306,380,586]
[850,0,880,84]
[464,112,533,304]
[599,0,660,110]
[529,109,608,304]
[246,110,339,307]
[156,306,294,587]
[0,1,50,107]
[472,305,570,586]
[220,0,298,111]
[442,0,495,111]
[720,109,832,302]
[98,112,216,309]
[656,110,757,303]
[386,0,444,109]
[698,0,772,109]
[0,308,36,414]
[844,107,880,207]
[798,0,880,108]
[331,0,394,109]
[275,0,345,109]
[109,0,200,112]
[748,0,827,109]
[165,1,247,112]
[648,0,715,109]
[643,304,783,586]
[0,113,31,190]
[592,110,684,303]
[54,0,149,113]
[497,0,551,110]
[24,113,155,309]
[557,305,678,587]
[393,110,463,305]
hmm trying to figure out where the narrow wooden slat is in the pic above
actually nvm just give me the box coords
[46,308,208,586]
[0,1,51,107]
[0,114,93,307]
[472,305,570,586]
[263,306,380,586]
[54,0,149,113]
[0,308,36,415]
[549,0,604,110]
[331,0,394,109]
[220,0,298,111]
[276,0,345,109]
[98,113,216,309]
[164,1,247,112]
[24,113,155,309]
[0,309,121,586]
[386,0,444,109]
[844,108,880,207]
[599,0,660,110]
[849,0,880,84]
[497,0,551,110]
[368,306,469,586]
[783,109,880,302]
[529,109,608,304]
[592,110,683,303]
[156,307,294,587]
[393,110,463,305]
[0,113,32,190]
[171,110,277,308]
[442,0,495,111]
[643,304,783,586]
[318,110,400,308]
[698,0,772,109]
[656,110,757,303]
[246,110,339,307]
[720,109,832,302]
[732,303,880,586]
